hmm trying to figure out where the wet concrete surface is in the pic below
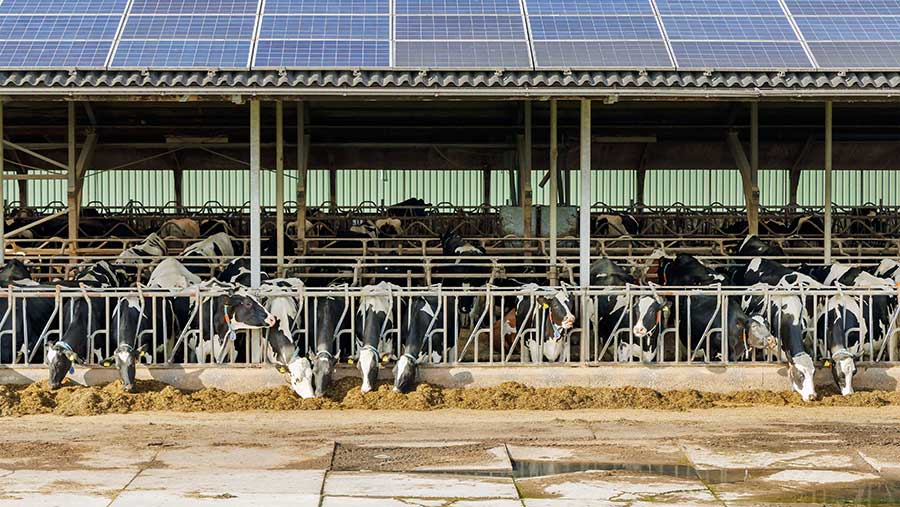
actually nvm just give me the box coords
[3,409,900,505]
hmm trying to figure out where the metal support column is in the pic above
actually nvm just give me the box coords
[824,101,833,263]
[275,101,285,276]
[749,102,760,236]
[0,101,4,264]
[579,98,591,364]
[67,102,78,255]
[296,101,308,253]
[521,101,533,238]
[549,99,559,285]
[249,99,262,288]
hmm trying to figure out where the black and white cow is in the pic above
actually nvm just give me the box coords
[437,231,489,316]
[731,235,786,257]
[114,233,168,283]
[730,258,820,287]
[261,278,315,398]
[106,258,200,391]
[593,213,640,237]
[158,218,200,239]
[179,232,240,277]
[48,261,124,389]
[0,279,57,365]
[873,259,900,284]
[304,285,352,397]
[511,283,577,363]
[0,259,30,285]
[818,294,867,396]
[217,258,270,287]
[185,281,276,364]
[394,293,459,393]
[354,282,403,393]
[658,254,725,286]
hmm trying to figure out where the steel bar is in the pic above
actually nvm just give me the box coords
[522,101,533,238]
[0,101,4,264]
[67,102,77,255]
[249,100,262,288]
[275,101,285,276]
[549,99,558,284]
[296,101,307,251]
[580,98,591,364]
[825,101,833,263]
[749,102,760,236]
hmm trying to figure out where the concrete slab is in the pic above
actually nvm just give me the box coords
[516,470,719,505]
[708,468,892,505]
[508,441,686,466]
[0,493,111,507]
[110,491,320,506]
[154,444,330,470]
[683,444,868,470]
[0,469,136,496]
[127,469,325,496]
[339,442,512,472]
[323,498,524,507]
[324,472,519,499]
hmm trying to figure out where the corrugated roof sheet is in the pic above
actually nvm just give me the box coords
[3,70,900,96]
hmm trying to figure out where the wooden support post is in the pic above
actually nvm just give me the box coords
[549,99,559,285]
[726,131,757,235]
[0,101,4,264]
[635,143,650,209]
[579,98,591,364]
[275,101,285,276]
[173,152,184,212]
[789,135,813,208]
[249,99,262,288]
[749,102,760,236]
[328,166,337,213]
[825,101,833,263]
[67,102,77,255]
[296,101,308,253]
[521,101,533,239]
[482,166,491,207]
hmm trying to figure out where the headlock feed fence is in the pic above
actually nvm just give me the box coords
[1,285,898,368]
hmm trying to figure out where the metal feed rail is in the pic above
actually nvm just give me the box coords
[1,285,897,368]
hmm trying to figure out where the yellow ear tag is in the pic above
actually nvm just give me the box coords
[381,354,390,363]
[824,360,832,368]
[102,361,111,367]
[347,358,354,365]
[542,303,549,310]
[277,366,287,374]
[139,351,146,358]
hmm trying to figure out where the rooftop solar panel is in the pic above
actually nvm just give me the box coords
[261,15,389,40]
[533,41,673,68]
[396,15,525,40]
[0,15,121,40]
[396,0,521,15]
[129,0,260,15]
[785,0,900,16]
[671,41,814,69]
[655,0,784,16]
[111,40,251,68]
[663,16,799,41]
[254,40,389,67]
[809,42,900,68]
[263,0,388,15]
[524,0,653,15]
[795,17,900,42]
[529,16,662,41]
[121,15,257,40]
[395,41,530,68]
[0,0,128,14]
[0,40,113,67]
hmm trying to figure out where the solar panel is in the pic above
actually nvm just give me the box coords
[395,41,530,67]
[396,15,525,40]
[664,16,798,41]
[264,0,388,15]
[396,0,521,15]
[0,16,121,40]
[525,0,652,15]
[529,16,661,40]
[808,42,900,69]
[129,0,260,15]
[655,0,784,16]
[795,17,900,42]
[533,41,672,68]
[0,40,112,67]
[111,40,252,68]
[255,40,389,67]
[785,0,900,16]
[261,15,389,40]
[671,41,814,69]
[121,15,257,40]
[0,0,128,14]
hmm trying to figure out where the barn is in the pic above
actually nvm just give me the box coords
[1,0,899,400]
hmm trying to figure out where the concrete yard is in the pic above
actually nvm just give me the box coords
[2,407,900,506]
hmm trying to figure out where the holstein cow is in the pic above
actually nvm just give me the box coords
[260,278,316,398]
[48,261,124,389]
[185,280,276,364]
[113,233,167,283]
[0,278,57,365]
[873,259,900,283]
[437,231,489,317]
[158,218,200,239]
[394,293,460,393]
[590,258,670,363]
[817,294,867,396]
[106,258,200,391]
[0,259,31,285]
[179,232,240,277]
[354,282,403,393]
[513,283,577,363]
[218,258,270,287]
[731,235,786,257]
[307,285,352,397]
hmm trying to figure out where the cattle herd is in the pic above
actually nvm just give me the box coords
[1,215,899,402]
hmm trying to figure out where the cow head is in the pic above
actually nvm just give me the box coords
[103,343,148,393]
[47,341,78,390]
[788,353,817,402]
[282,355,314,399]
[311,350,338,398]
[631,294,671,339]
[530,289,576,362]
[393,353,418,393]
[746,315,777,351]
[223,293,277,331]
[828,350,856,396]
[357,344,380,393]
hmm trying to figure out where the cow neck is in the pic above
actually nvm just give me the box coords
[217,303,237,342]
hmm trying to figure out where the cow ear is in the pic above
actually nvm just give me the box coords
[536,296,549,309]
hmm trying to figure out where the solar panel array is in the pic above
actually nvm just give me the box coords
[0,0,898,71]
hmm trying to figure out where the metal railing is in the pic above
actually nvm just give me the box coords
[2,285,897,368]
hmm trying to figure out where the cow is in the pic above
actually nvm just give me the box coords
[818,294,867,396]
[658,254,725,286]
[217,258,269,287]
[436,231,489,317]
[394,294,460,393]
[589,258,670,363]
[387,197,429,218]
[731,235,786,257]
[729,258,820,288]
[593,213,640,237]
[0,259,31,285]
[114,233,168,283]
[185,281,277,364]
[354,282,402,393]
[105,258,200,392]
[0,279,57,365]
[510,283,577,363]
[179,232,240,277]
[261,278,314,397]
[307,285,352,397]
[158,218,200,239]
[873,259,900,283]
[48,261,124,389]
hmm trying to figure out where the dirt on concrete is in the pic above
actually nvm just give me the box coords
[3,378,900,416]
[332,442,499,471]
